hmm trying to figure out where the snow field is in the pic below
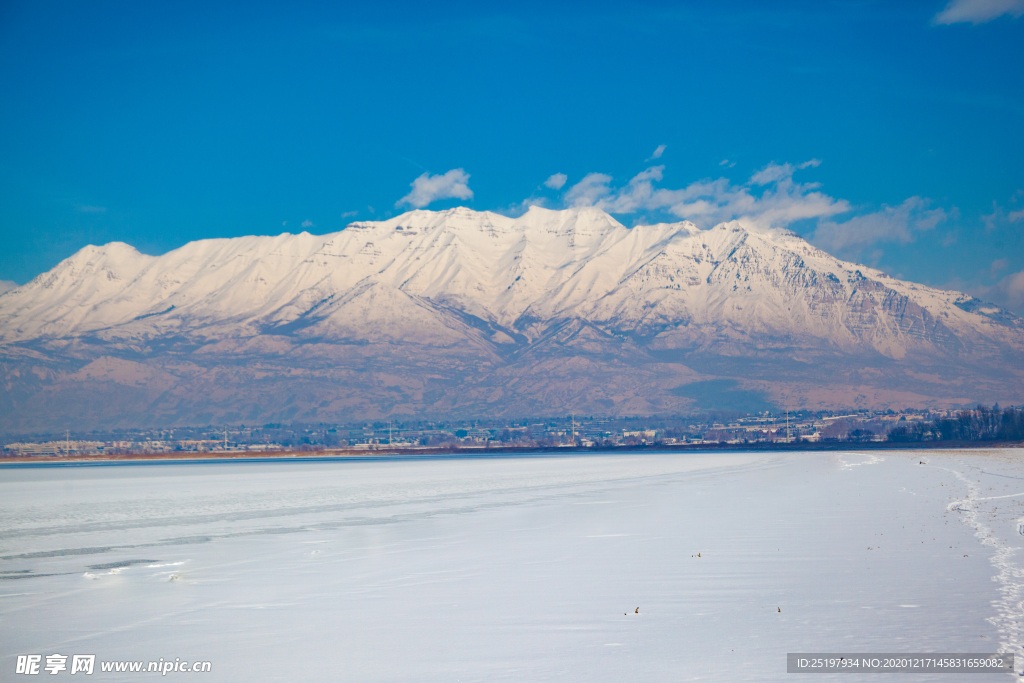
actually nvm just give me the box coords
[2,449,1023,681]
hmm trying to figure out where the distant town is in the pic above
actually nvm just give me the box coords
[3,405,1021,457]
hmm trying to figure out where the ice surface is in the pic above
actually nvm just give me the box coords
[2,449,1024,681]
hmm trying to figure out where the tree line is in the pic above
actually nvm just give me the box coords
[888,405,1024,443]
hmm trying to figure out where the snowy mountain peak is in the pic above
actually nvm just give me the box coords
[0,206,1014,347]
[0,206,1021,428]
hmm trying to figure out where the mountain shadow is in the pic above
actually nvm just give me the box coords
[670,379,776,413]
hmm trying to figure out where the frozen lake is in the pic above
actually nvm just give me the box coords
[3,449,1024,681]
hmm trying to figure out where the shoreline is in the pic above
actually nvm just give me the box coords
[1,438,1021,467]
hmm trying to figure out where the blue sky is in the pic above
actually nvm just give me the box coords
[1,0,1022,310]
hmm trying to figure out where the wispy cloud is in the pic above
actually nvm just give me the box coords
[562,161,848,230]
[0,280,17,296]
[301,220,314,228]
[982,196,1024,230]
[397,168,473,208]
[751,159,820,184]
[810,197,947,257]
[719,159,735,168]
[544,173,567,190]
[648,144,667,160]
[934,0,1024,25]
[340,210,358,219]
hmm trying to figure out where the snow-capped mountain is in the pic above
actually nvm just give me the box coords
[1,206,1021,431]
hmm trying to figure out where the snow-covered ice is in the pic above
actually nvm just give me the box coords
[2,449,1024,681]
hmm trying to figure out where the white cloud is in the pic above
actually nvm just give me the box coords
[1009,208,1024,222]
[301,219,314,228]
[995,270,1024,311]
[649,144,667,160]
[548,161,952,264]
[971,270,1024,314]
[498,196,550,217]
[810,197,947,256]
[562,160,849,230]
[0,280,17,296]
[934,0,1024,24]
[396,168,473,209]
[544,173,567,190]
[719,159,735,168]
[564,173,615,208]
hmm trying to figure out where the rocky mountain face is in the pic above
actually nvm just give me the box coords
[1,206,1021,433]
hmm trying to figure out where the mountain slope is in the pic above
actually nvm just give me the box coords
[0,206,1021,432]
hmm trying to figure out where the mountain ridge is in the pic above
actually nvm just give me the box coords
[1,206,1021,433]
